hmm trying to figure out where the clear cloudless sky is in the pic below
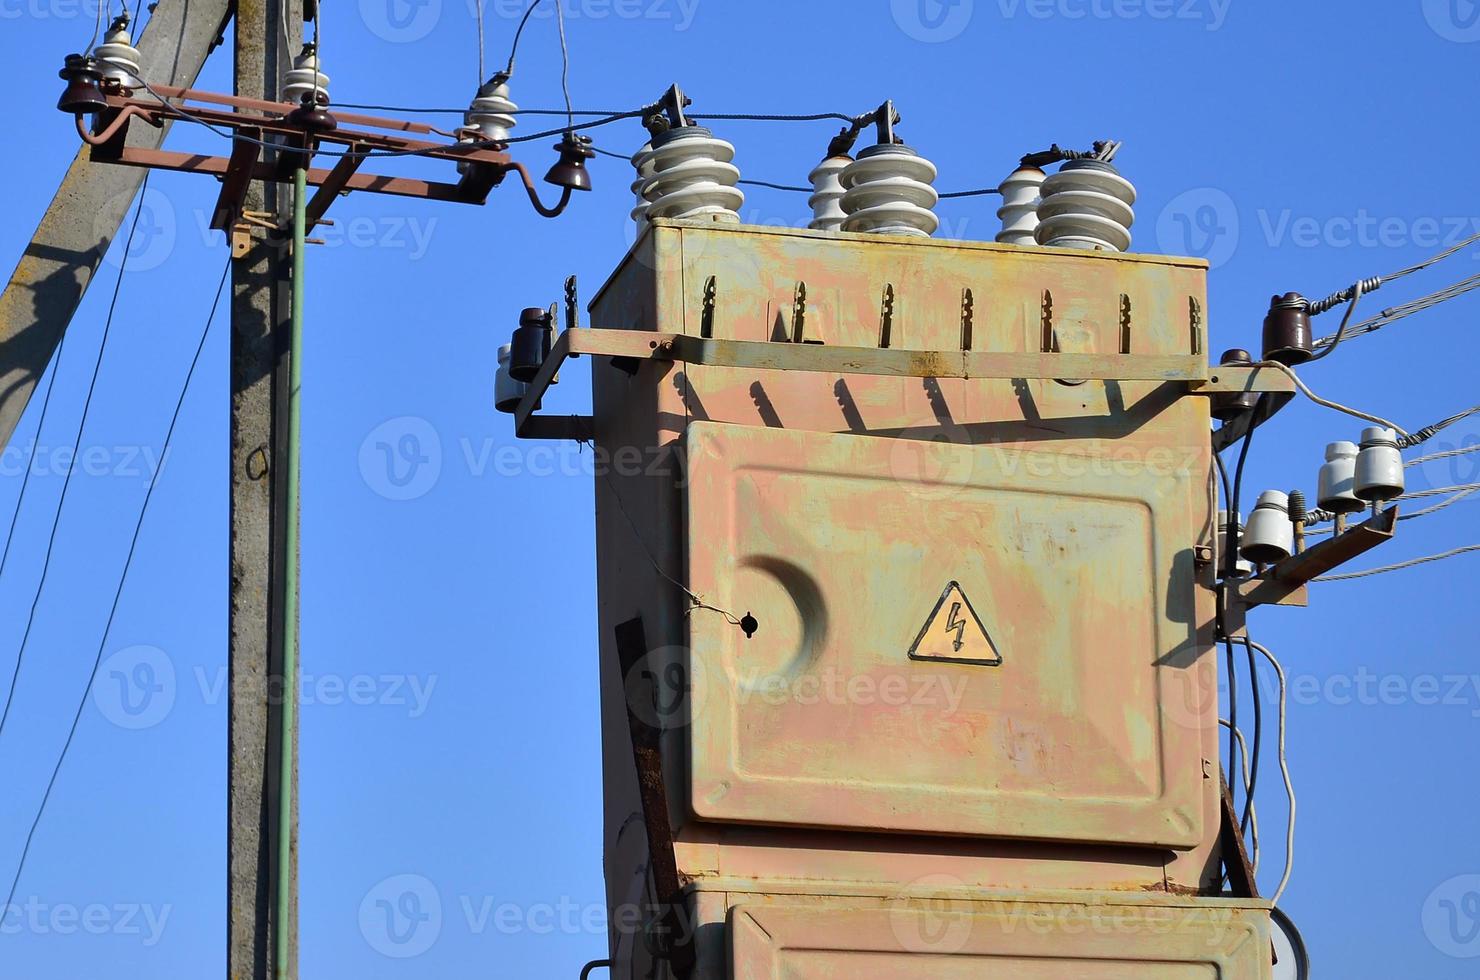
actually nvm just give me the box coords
[3,0,1480,976]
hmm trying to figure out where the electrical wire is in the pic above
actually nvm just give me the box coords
[0,360,62,593]
[1398,403,1480,449]
[95,68,1004,192]
[583,441,743,629]
[1307,486,1479,537]
[1407,442,1480,468]
[1252,359,1409,436]
[1385,231,1480,281]
[1225,402,1263,837]
[1211,453,1242,827]
[333,103,626,115]
[1231,637,1294,906]
[1313,270,1480,349]
[308,0,322,108]
[1220,718,1259,872]
[938,187,1002,199]
[1300,232,1480,358]
[0,174,151,744]
[504,0,547,75]
[331,104,860,122]
[476,0,486,85]
[1302,278,1369,364]
[1307,232,1480,318]
[1315,543,1480,581]
[738,179,811,193]
[97,60,643,158]
[1399,486,1480,519]
[553,0,572,132]
[86,0,106,51]
[278,0,294,86]
[1,259,227,920]
[1396,481,1480,501]
[590,144,999,201]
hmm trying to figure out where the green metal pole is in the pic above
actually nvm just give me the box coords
[277,164,305,980]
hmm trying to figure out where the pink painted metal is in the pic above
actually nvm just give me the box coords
[569,220,1264,977]
[729,894,1272,977]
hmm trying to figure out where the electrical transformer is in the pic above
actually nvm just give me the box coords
[510,218,1280,978]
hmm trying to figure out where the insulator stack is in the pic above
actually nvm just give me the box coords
[458,75,516,175]
[282,45,329,106]
[807,155,851,232]
[839,144,939,238]
[637,127,745,224]
[1262,292,1313,365]
[1219,510,1253,577]
[995,165,1045,245]
[1354,427,1404,502]
[1241,490,1294,564]
[93,16,141,92]
[630,141,656,225]
[464,77,517,143]
[1035,159,1136,252]
[1318,441,1364,514]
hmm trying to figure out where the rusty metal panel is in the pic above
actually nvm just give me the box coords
[683,421,1210,848]
[729,897,1272,978]
[585,221,1222,944]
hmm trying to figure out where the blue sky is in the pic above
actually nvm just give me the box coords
[3,0,1480,976]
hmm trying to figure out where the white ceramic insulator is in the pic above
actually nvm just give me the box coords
[458,79,517,175]
[1035,159,1136,252]
[1354,427,1404,502]
[630,141,656,225]
[283,48,329,105]
[465,81,517,143]
[807,156,851,232]
[1242,490,1294,565]
[1218,511,1254,577]
[94,23,141,90]
[1318,441,1364,514]
[839,145,939,238]
[995,165,1045,245]
[640,128,744,224]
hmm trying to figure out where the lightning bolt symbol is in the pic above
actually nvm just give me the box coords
[944,601,967,652]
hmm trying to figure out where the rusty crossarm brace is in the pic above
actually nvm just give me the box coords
[1231,506,1399,613]
[84,89,515,220]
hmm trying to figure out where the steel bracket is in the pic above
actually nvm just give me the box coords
[513,327,1218,440]
[1234,506,1398,610]
[82,86,516,226]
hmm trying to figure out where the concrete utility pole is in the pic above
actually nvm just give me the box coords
[0,0,231,451]
[229,0,301,975]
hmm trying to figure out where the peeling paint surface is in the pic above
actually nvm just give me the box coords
[584,222,1245,977]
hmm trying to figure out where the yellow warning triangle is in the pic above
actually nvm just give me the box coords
[908,581,1002,666]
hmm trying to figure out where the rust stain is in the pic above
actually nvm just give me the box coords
[578,222,1241,976]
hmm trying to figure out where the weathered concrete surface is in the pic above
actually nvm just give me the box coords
[229,0,300,976]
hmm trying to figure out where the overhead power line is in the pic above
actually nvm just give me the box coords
[504,0,548,76]
[1315,543,1480,581]
[0,174,152,744]
[1407,442,1480,468]
[1231,638,1295,906]
[1314,271,1480,350]
[589,145,999,202]
[103,59,1007,201]
[1310,231,1480,351]
[2,259,229,917]
[0,361,62,594]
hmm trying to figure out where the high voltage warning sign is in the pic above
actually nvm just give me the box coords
[907,581,1002,666]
